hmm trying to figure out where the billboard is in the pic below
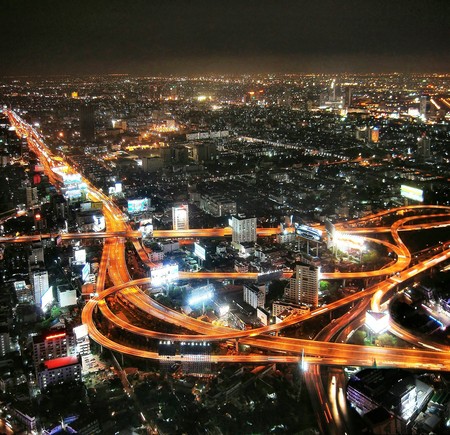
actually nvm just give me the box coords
[41,286,54,311]
[59,288,77,307]
[295,224,322,242]
[63,173,82,187]
[74,249,86,264]
[188,284,214,306]
[82,263,90,283]
[128,198,150,214]
[151,264,179,287]
[401,185,424,202]
[194,243,206,261]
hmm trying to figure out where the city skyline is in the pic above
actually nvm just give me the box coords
[1,0,449,76]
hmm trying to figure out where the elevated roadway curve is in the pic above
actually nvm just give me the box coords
[6,109,450,371]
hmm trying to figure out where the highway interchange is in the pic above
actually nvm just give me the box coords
[4,109,450,371]
[6,108,450,434]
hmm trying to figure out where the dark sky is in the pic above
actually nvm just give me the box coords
[1,0,449,75]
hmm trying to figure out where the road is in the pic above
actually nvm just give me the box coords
[6,109,450,373]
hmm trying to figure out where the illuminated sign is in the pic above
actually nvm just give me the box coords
[194,243,206,261]
[188,284,214,306]
[81,263,90,283]
[151,264,179,287]
[401,185,424,202]
[74,249,86,264]
[45,331,66,341]
[295,224,322,241]
[127,198,150,214]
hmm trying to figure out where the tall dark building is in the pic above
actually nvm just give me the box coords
[79,103,95,144]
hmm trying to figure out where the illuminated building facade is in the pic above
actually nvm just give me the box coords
[32,331,76,367]
[172,204,189,230]
[37,356,82,390]
[285,262,319,307]
[32,270,49,306]
[231,215,257,244]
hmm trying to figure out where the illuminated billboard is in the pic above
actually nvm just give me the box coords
[188,284,214,306]
[128,198,150,215]
[41,286,54,311]
[82,263,90,283]
[295,224,322,242]
[401,185,424,202]
[74,249,86,264]
[194,243,206,261]
[151,264,179,287]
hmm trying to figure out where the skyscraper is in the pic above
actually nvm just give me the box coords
[32,270,49,306]
[285,262,319,307]
[417,134,431,160]
[231,215,257,244]
[79,103,95,143]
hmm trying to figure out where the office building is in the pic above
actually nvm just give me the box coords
[26,185,38,208]
[79,103,95,143]
[417,135,431,160]
[243,283,266,309]
[32,270,49,306]
[419,95,430,119]
[32,331,76,367]
[285,262,319,307]
[0,328,11,357]
[231,215,257,244]
[172,204,189,230]
[37,356,82,390]
[29,246,44,266]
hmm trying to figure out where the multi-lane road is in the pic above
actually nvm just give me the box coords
[5,109,450,372]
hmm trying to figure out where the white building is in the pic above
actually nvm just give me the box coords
[172,204,189,230]
[37,356,82,390]
[285,263,319,307]
[272,300,311,318]
[243,283,266,309]
[32,331,76,367]
[231,215,257,244]
[32,270,49,306]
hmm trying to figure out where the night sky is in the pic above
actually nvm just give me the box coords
[1,0,449,76]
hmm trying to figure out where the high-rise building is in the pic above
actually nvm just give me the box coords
[172,204,189,230]
[29,246,44,266]
[231,215,257,244]
[25,185,38,208]
[79,103,95,143]
[37,356,82,390]
[417,135,431,160]
[0,327,11,357]
[32,331,76,367]
[285,262,319,307]
[32,270,49,305]
[419,95,430,119]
